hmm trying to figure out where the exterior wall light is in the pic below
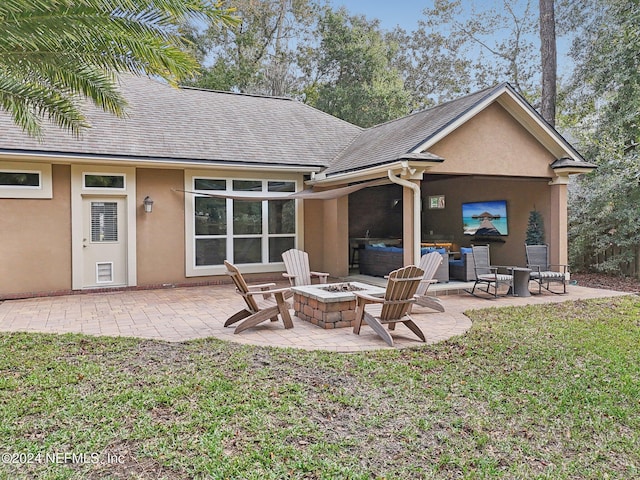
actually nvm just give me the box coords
[143,196,154,213]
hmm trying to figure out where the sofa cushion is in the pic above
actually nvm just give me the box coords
[366,245,397,252]
[448,248,476,281]
[421,247,447,255]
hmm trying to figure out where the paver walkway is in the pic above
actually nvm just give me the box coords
[0,283,630,351]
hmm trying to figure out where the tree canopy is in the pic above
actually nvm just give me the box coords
[182,0,318,96]
[565,0,640,273]
[302,7,411,127]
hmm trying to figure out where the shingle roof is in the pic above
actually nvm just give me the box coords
[551,157,596,170]
[322,85,499,176]
[0,75,362,169]
[1,79,585,177]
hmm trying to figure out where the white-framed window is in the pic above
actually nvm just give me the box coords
[186,172,299,276]
[0,162,52,198]
[82,173,126,190]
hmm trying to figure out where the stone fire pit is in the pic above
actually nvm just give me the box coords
[291,282,386,329]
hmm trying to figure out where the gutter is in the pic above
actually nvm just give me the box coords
[387,168,422,265]
[0,149,324,173]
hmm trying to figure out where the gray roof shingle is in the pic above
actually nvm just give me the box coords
[322,85,498,176]
[0,75,362,169]
[1,79,582,177]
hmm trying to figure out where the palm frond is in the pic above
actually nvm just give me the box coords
[0,72,89,138]
[0,0,238,136]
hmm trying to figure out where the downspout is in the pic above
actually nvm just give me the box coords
[387,169,421,265]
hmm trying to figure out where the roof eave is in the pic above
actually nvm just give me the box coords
[0,149,325,173]
[310,157,444,186]
[551,157,597,171]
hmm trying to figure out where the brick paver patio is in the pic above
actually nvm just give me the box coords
[0,283,630,351]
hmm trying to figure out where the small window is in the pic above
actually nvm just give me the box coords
[195,178,225,190]
[0,162,52,198]
[195,197,227,235]
[91,202,118,242]
[84,174,125,189]
[233,180,262,191]
[268,181,295,192]
[0,172,40,187]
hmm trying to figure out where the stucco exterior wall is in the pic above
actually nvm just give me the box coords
[304,197,350,277]
[0,164,71,296]
[136,167,303,288]
[136,168,190,286]
[0,96,573,298]
[417,101,560,267]
[429,103,556,177]
[422,176,551,267]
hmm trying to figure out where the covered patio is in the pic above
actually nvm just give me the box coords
[0,282,628,352]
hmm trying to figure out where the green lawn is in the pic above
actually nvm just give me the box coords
[1,296,639,479]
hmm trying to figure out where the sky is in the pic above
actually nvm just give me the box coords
[328,0,428,31]
[327,1,574,76]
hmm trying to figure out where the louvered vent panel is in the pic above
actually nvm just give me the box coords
[96,262,113,283]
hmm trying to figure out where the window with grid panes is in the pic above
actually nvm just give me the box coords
[192,178,296,266]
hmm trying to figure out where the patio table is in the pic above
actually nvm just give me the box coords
[508,267,532,297]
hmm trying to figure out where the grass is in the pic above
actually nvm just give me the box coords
[0,296,639,479]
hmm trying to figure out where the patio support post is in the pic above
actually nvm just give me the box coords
[549,181,568,268]
[388,169,421,265]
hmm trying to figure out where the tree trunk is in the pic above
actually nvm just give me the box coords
[539,0,557,126]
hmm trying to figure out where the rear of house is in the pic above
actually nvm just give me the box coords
[0,76,594,299]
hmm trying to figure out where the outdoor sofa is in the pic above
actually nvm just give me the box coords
[359,244,449,282]
[448,247,477,281]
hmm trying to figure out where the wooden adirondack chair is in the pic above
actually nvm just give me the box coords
[412,251,445,312]
[224,261,293,334]
[353,265,425,347]
[469,245,513,298]
[281,249,329,286]
[525,244,568,294]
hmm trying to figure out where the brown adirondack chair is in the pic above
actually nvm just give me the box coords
[281,249,329,286]
[224,261,293,334]
[353,265,425,347]
[412,251,445,312]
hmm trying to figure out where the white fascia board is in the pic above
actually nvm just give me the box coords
[495,89,584,162]
[309,161,430,186]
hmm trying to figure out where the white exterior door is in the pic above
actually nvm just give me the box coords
[81,197,127,288]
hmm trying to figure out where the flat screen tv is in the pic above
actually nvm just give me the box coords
[462,200,508,236]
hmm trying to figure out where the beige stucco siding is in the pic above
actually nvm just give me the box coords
[136,168,303,287]
[304,196,350,278]
[136,168,189,286]
[0,164,71,295]
[429,103,556,177]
